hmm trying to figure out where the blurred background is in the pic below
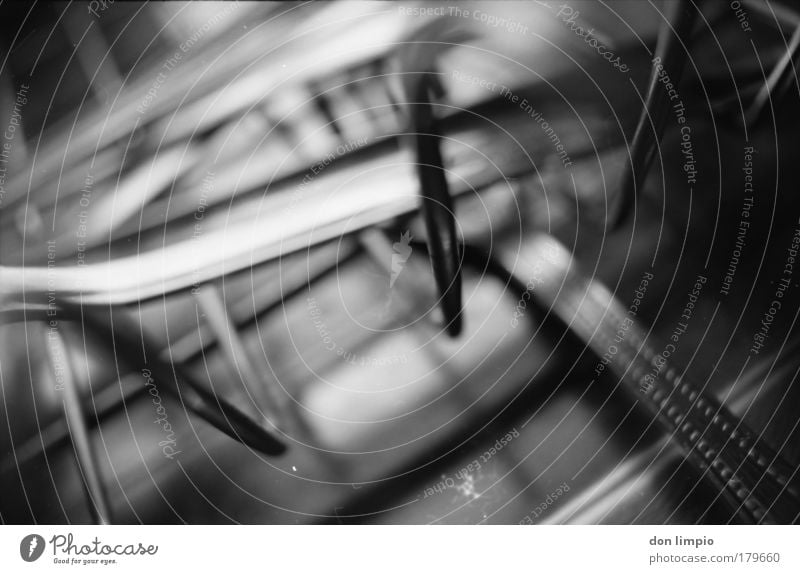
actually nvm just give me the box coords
[0,0,799,524]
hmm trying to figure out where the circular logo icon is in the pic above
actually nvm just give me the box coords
[20,534,45,562]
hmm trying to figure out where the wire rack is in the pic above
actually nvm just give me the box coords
[1,0,799,525]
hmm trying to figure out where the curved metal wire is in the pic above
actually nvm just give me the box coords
[396,20,474,337]
[611,0,698,229]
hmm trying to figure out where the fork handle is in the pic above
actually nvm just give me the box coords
[519,235,799,523]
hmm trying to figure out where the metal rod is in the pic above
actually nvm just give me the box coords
[44,326,112,524]
[745,24,800,128]
[408,76,463,336]
[195,284,285,430]
[0,138,505,310]
[513,234,800,523]
[612,0,698,229]
[1,247,358,472]
[397,21,470,336]
[0,7,429,212]
[75,306,287,456]
[743,0,800,28]
[1,378,140,475]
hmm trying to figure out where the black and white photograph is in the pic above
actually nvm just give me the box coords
[0,0,798,570]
